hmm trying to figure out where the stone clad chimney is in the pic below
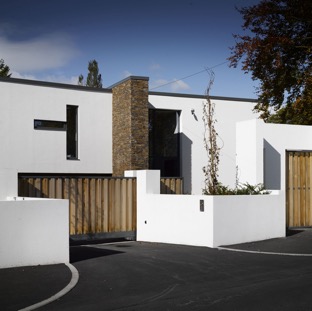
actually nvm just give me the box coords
[112,76,149,176]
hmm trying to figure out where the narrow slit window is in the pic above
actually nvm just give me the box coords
[34,119,66,131]
[67,105,78,159]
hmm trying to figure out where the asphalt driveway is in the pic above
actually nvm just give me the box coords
[2,230,312,310]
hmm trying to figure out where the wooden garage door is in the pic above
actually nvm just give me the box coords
[286,151,312,227]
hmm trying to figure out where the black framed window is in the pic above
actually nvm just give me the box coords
[149,109,181,177]
[67,105,78,159]
[34,119,66,131]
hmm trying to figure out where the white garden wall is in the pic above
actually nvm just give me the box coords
[212,192,284,246]
[126,170,285,248]
[0,197,69,268]
[236,119,312,190]
[0,169,17,200]
[149,94,259,194]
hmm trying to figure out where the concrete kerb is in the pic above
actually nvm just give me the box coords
[19,263,79,311]
[218,247,312,257]
[15,234,312,311]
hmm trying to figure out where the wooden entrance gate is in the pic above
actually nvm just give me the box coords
[18,175,184,239]
[18,176,137,238]
[286,151,312,227]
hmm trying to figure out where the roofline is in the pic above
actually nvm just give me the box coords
[0,76,258,102]
[148,90,259,103]
[0,76,112,93]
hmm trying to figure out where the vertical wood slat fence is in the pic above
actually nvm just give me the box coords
[18,175,184,236]
[160,177,183,194]
[18,176,137,236]
[286,151,312,227]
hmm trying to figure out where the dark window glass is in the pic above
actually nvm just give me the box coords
[34,119,66,131]
[67,105,78,159]
[149,109,180,177]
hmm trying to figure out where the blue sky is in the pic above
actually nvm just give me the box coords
[1,0,260,98]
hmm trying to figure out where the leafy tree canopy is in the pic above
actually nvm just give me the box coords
[229,0,312,123]
[78,59,102,88]
[0,59,11,77]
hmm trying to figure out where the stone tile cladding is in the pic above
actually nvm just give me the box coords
[112,77,149,176]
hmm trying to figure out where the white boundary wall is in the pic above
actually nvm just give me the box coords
[0,169,69,269]
[0,169,17,200]
[0,197,69,269]
[126,170,285,248]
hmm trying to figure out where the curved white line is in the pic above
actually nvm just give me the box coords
[19,263,79,311]
[218,247,312,257]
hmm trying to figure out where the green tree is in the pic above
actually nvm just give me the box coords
[78,59,102,88]
[0,59,11,77]
[229,0,312,123]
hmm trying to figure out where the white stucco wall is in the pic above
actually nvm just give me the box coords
[0,80,112,174]
[0,197,69,268]
[237,119,312,191]
[1,78,261,194]
[212,192,284,246]
[126,170,285,248]
[0,164,69,268]
[149,94,259,194]
[236,120,262,186]
[0,169,17,200]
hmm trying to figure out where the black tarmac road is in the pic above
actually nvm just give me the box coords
[2,230,312,311]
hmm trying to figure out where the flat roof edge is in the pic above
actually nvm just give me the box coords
[0,77,258,102]
[148,90,258,103]
[0,77,112,93]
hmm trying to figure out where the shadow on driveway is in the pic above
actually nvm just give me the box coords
[70,246,124,263]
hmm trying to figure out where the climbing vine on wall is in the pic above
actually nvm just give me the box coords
[202,71,269,195]
[202,71,221,195]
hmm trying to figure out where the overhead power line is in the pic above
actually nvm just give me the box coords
[150,60,229,90]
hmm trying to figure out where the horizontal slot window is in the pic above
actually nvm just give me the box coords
[34,119,67,131]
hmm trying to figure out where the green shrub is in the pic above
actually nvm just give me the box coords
[202,182,270,195]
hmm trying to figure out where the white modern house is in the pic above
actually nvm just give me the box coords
[2,75,312,210]
[1,75,312,266]
[0,75,260,194]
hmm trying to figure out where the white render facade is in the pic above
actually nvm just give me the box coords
[0,78,112,175]
[148,92,258,193]
[2,75,311,195]
[237,119,312,192]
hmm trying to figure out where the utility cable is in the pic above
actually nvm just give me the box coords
[150,60,229,90]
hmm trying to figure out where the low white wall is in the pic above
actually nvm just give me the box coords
[126,170,285,248]
[0,198,69,269]
[137,193,215,247]
[213,192,285,246]
[0,169,17,200]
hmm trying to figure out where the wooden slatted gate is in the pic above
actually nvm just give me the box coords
[286,151,312,227]
[18,176,137,238]
[18,175,184,238]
